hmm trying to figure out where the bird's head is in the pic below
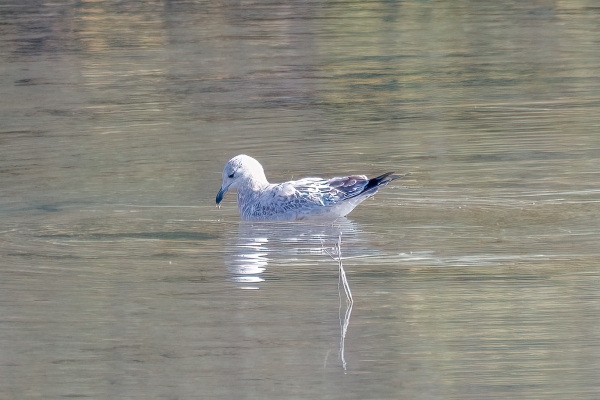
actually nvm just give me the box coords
[216,154,267,205]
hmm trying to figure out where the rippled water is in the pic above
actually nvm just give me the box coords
[2,1,600,399]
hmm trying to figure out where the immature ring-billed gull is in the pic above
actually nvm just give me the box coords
[216,154,399,221]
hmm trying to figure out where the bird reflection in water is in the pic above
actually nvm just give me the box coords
[227,235,268,289]
[226,219,363,288]
[225,218,367,370]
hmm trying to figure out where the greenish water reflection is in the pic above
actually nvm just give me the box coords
[1,1,600,399]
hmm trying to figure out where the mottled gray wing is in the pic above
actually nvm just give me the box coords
[282,173,396,203]
[326,175,370,199]
[283,175,371,206]
[247,173,396,219]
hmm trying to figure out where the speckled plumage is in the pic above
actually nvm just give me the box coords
[216,155,398,221]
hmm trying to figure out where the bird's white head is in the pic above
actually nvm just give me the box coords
[216,155,268,205]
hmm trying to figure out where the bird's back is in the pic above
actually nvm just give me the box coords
[238,173,397,221]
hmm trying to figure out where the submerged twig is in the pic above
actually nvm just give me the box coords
[322,232,353,371]
[336,233,353,304]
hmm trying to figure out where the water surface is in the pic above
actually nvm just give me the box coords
[1,1,600,399]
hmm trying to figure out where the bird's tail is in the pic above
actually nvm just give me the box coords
[361,172,401,195]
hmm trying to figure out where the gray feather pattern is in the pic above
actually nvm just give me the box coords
[239,174,392,220]
[218,155,398,221]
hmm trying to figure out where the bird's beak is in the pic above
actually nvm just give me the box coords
[216,184,229,205]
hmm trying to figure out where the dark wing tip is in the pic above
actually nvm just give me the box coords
[373,171,395,181]
[376,172,407,182]
[327,172,404,200]
[360,172,404,195]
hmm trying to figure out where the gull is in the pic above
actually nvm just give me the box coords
[216,155,399,221]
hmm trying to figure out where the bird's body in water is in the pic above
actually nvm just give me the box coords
[216,154,399,221]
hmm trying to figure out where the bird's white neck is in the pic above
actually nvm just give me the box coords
[240,173,269,192]
[236,175,269,208]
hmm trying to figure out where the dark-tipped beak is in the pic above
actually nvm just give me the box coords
[216,186,228,205]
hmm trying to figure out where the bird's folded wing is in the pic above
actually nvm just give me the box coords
[271,175,370,205]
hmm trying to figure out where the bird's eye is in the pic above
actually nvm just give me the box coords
[228,172,235,178]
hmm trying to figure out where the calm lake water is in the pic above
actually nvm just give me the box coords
[1,1,600,399]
